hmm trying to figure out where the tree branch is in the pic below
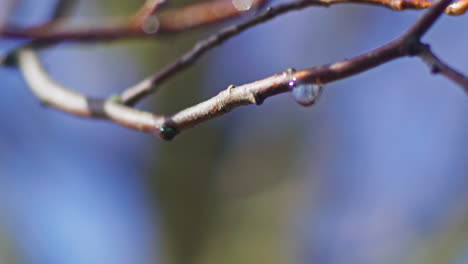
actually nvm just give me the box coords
[416,44,468,93]
[120,0,329,105]
[131,0,167,28]
[17,48,164,132]
[27,0,77,31]
[15,0,466,141]
[119,0,462,105]
[0,0,267,43]
[1,0,466,44]
[402,0,457,40]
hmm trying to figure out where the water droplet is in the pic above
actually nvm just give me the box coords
[292,84,324,107]
[142,16,160,34]
[289,78,297,88]
[282,68,297,88]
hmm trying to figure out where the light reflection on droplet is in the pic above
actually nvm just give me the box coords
[282,68,297,88]
[289,78,297,88]
[292,83,324,107]
[142,16,160,34]
[232,0,253,11]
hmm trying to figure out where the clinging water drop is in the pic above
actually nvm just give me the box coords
[292,83,323,107]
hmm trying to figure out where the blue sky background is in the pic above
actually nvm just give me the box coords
[0,0,467,264]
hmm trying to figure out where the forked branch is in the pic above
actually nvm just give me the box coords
[417,45,468,92]
[15,0,466,140]
[119,0,468,105]
[1,0,467,45]
[0,0,267,44]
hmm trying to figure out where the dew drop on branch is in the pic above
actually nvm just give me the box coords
[142,16,160,34]
[292,83,324,107]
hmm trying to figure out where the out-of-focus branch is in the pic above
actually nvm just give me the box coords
[0,0,75,66]
[348,0,467,15]
[3,0,76,34]
[26,0,77,31]
[445,0,468,14]
[0,0,17,27]
[156,0,267,30]
[131,0,167,28]
[1,0,466,44]
[0,0,267,43]
[16,0,465,141]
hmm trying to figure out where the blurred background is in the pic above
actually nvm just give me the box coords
[0,0,467,263]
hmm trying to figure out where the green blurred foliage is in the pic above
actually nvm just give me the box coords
[92,1,306,263]
[405,197,468,264]
[93,1,311,263]
[5,1,466,264]
[0,222,18,264]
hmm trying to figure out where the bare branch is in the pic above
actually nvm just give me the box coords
[0,0,267,43]
[347,0,467,15]
[119,0,331,105]
[119,0,457,105]
[17,48,163,132]
[131,0,167,28]
[33,0,77,30]
[0,0,77,66]
[4,0,76,34]
[14,0,467,141]
[154,0,267,30]
[16,39,405,140]
[445,0,468,15]
[163,0,460,134]
[402,0,456,40]
[417,44,468,93]
[1,0,466,44]
[166,40,407,133]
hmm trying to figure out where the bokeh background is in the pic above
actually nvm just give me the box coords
[0,0,467,264]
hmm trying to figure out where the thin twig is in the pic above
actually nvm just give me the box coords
[446,0,468,15]
[417,44,468,93]
[16,39,405,139]
[119,0,464,105]
[0,0,267,43]
[164,0,459,134]
[0,0,266,66]
[153,0,268,30]
[15,0,465,141]
[0,0,76,66]
[402,0,456,40]
[131,0,167,28]
[1,0,466,44]
[120,0,331,105]
[3,0,76,34]
[159,0,465,139]
[29,0,77,31]
[17,48,163,132]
